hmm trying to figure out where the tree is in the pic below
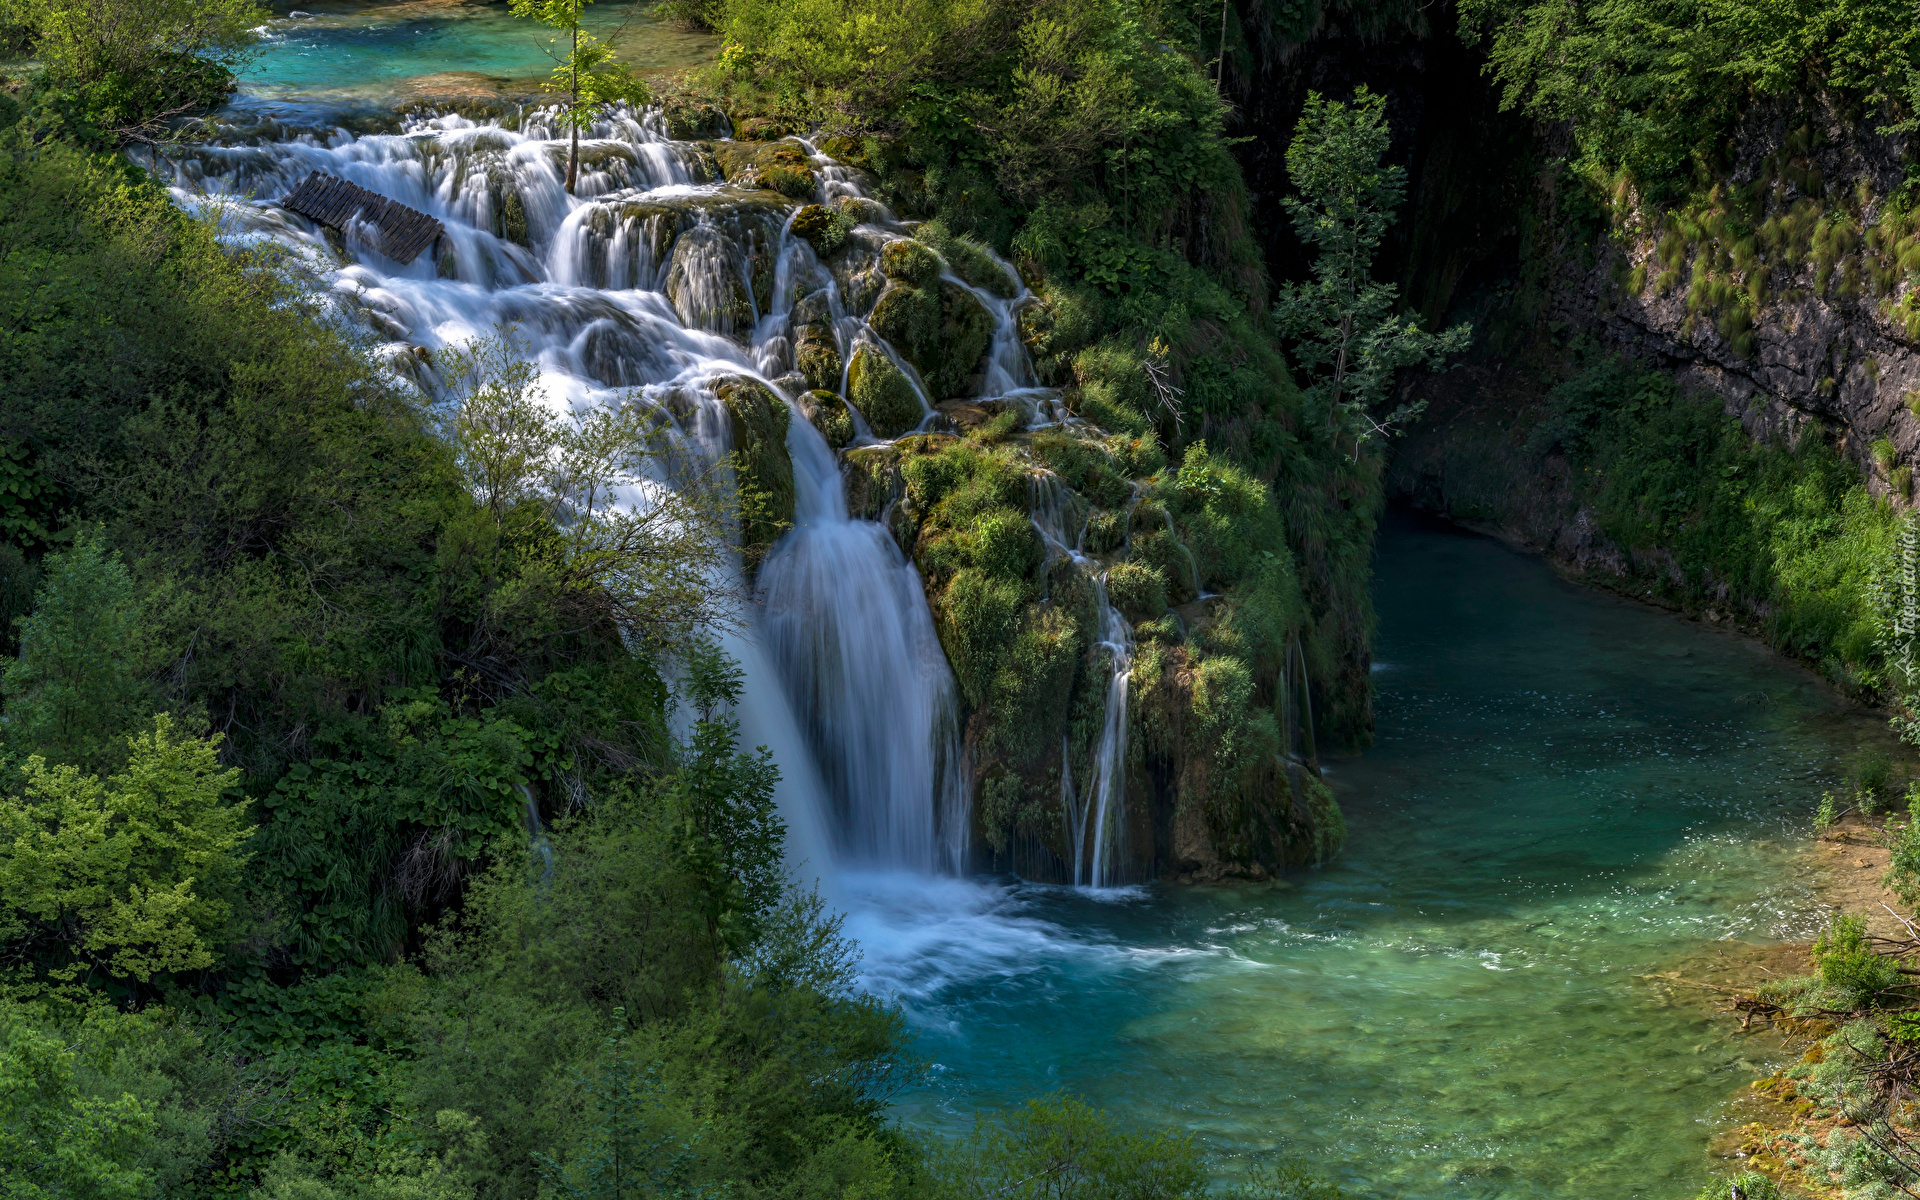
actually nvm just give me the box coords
[0,1016,156,1200]
[925,1093,1208,1200]
[534,1016,715,1200]
[0,0,264,139]
[668,640,784,960]
[1271,88,1469,459]
[437,331,741,650]
[1,534,152,773]
[0,714,250,982]
[508,0,649,193]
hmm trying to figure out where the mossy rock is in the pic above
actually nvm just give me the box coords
[1106,561,1168,621]
[755,143,816,199]
[715,377,796,556]
[842,444,902,522]
[792,288,832,328]
[800,389,855,449]
[833,196,888,225]
[868,279,994,399]
[665,223,754,334]
[920,223,1017,299]
[815,134,866,167]
[795,323,843,392]
[662,101,729,140]
[709,140,766,184]
[733,115,798,140]
[498,187,528,247]
[879,238,942,288]
[944,240,1016,299]
[847,343,923,438]
[791,204,852,257]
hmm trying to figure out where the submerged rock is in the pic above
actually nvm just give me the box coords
[715,377,795,556]
[665,220,754,335]
[847,343,923,438]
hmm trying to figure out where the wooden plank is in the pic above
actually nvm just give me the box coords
[281,171,443,265]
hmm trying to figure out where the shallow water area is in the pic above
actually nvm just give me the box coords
[245,0,718,104]
[857,512,1891,1197]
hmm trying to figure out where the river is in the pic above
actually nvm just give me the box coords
[852,511,1880,1197]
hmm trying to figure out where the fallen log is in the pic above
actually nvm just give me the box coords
[282,171,443,265]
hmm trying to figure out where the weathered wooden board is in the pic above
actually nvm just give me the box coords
[282,171,443,265]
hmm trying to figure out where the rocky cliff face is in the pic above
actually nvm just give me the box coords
[1386,103,1920,647]
[1555,104,1920,491]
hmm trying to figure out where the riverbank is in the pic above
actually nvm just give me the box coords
[1681,807,1920,1195]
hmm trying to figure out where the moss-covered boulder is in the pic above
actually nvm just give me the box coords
[1105,561,1168,621]
[799,389,854,449]
[868,280,994,399]
[879,238,942,288]
[791,204,853,257]
[833,196,888,225]
[714,377,795,557]
[665,223,754,335]
[918,222,1017,299]
[711,139,816,199]
[795,324,843,393]
[847,343,923,438]
[661,100,729,140]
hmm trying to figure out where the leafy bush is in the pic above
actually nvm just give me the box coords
[1537,356,1893,683]
[1812,914,1901,1002]
[0,715,250,983]
[1462,0,1920,199]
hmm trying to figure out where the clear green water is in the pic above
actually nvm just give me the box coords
[847,513,1890,1197]
[242,1,716,101]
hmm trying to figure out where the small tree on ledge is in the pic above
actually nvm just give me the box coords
[1272,86,1470,460]
[510,0,650,193]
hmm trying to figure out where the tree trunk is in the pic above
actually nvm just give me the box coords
[1216,0,1229,92]
[565,14,580,192]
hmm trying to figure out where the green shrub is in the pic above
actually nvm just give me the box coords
[1811,913,1901,1001]
[1106,561,1168,620]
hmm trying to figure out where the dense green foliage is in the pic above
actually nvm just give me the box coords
[1529,354,1894,685]
[1461,0,1920,198]
[0,0,262,140]
[711,0,1383,747]
[0,11,1380,1197]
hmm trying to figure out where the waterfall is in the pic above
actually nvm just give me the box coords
[158,104,1018,879]
[1028,471,1135,887]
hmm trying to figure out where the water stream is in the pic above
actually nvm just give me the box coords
[179,21,1902,1196]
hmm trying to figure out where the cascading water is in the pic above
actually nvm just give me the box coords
[158,103,1005,880]
[1028,471,1135,888]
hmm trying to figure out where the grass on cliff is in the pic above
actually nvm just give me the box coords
[1531,354,1894,686]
